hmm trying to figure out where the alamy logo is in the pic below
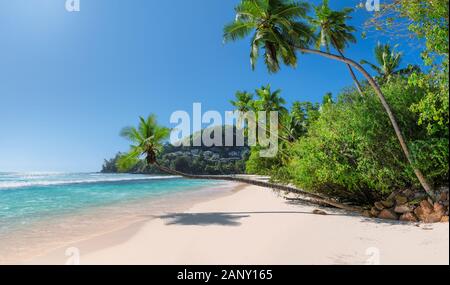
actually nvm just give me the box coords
[365,247,381,265]
[65,0,80,12]
[365,0,380,12]
[169,103,279,158]
[65,247,80,265]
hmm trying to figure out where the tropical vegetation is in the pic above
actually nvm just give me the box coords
[106,0,448,208]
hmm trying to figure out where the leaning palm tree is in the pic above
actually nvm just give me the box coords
[223,0,434,198]
[361,42,420,82]
[310,0,364,96]
[117,115,171,171]
[118,114,361,212]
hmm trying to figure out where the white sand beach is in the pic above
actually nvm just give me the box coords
[27,183,449,265]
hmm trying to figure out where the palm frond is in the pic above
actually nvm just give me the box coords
[223,21,256,43]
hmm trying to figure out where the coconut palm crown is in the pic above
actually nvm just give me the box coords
[309,0,356,52]
[223,0,315,73]
[361,42,420,81]
[117,114,170,171]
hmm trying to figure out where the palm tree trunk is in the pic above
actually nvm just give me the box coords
[331,38,364,97]
[296,47,435,200]
[338,51,364,97]
[153,162,362,212]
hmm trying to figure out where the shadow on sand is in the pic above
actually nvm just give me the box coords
[157,211,348,226]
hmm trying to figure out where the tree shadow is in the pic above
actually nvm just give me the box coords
[158,210,348,226]
[159,212,250,226]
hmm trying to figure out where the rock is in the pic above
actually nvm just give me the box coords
[378,209,399,220]
[381,199,394,208]
[439,192,448,202]
[374,202,385,211]
[399,212,418,222]
[362,210,371,218]
[441,216,449,223]
[370,207,380,217]
[394,204,413,214]
[387,192,397,201]
[395,195,408,205]
[426,212,445,223]
[419,200,434,214]
[434,202,445,214]
[414,203,444,223]
[414,191,427,199]
[402,189,414,198]
[312,209,327,215]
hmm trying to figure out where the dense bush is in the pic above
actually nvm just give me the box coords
[280,78,448,204]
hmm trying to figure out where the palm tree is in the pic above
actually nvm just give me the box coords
[117,115,171,171]
[118,114,362,212]
[254,84,288,114]
[361,42,420,82]
[230,90,254,130]
[310,0,364,96]
[223,0,434,199]
[230,91,254,112]
[223,0,313,73]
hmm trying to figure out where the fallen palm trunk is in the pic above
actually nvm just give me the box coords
[154,163,362,213]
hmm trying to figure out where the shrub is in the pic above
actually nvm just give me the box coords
[284,77,447,204]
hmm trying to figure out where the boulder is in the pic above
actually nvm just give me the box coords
[378,209,398,220]
[399,212,418,222]
[414,203,445,223]
[438,191,448,202]
[312,209,327,215]
[381,199,394,208]
[394,204,413,214]
[395,195,408,205]
[414,192,427,200]
[387,192,397,201]
[434,202,445,214]
[362,210,371,218]
[374,202,385,211]
[402,189,414,198]
[370,207,380,217]
[419,200,434,214]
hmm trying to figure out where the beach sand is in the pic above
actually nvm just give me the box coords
[29,184,449,265]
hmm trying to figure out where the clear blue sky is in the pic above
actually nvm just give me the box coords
[0,0,424,172]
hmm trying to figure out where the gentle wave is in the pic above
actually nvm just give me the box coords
[0,175,180,190]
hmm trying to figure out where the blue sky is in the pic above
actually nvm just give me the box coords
[0,0,424,172]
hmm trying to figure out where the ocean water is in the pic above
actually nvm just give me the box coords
[0,172,231,262]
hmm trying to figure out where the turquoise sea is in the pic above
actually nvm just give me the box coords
[0,172,230,263]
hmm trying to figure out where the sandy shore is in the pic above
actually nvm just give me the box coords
[29,184,449,265]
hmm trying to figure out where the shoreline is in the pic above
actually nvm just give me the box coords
[28,184,449,265]
[0,180,242,264]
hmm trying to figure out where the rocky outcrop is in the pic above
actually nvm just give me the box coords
[367,187,449,223]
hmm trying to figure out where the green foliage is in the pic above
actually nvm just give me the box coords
[399,0,449,62]
[409,71,449,136]
[275,78,448,204]
[104,125,249,175]
[360,42,420,83]
[368,0,448,65]
[116,114,170,172]
[309,0,356,53]
[223,0,314,72]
